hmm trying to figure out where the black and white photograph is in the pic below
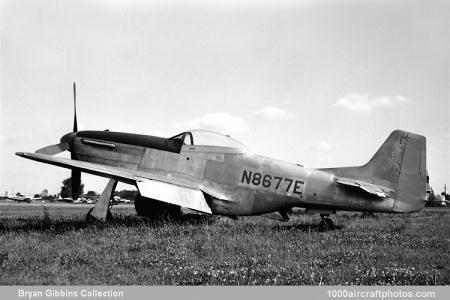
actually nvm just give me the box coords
[0,0,449,297]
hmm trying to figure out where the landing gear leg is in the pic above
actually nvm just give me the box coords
[319,214,335,232]
[86,178,118,222]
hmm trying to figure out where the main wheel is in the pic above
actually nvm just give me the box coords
[134,194,181,219]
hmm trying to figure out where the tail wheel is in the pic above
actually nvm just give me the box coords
[319,217,335,232]
[134,193,181,219]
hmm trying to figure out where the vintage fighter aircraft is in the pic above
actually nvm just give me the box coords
[15,83,427,229]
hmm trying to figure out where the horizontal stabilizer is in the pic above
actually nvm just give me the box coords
[336,177,391,198]
[136,180,212,214]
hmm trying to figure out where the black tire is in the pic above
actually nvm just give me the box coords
[134,194,181,219]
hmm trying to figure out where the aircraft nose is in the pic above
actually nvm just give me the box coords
[60,132,77,147]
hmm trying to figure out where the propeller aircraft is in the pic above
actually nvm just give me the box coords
[16,83,427,229]
[5,192,40,203]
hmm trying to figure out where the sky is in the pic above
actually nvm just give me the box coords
[1,0,449,195]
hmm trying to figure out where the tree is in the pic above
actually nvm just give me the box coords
[86,190,98,197]
[60,177,84,199]
[40,189,49,197]
[114,189,138,200]
[427,188,436,202]
[426,188,437,207]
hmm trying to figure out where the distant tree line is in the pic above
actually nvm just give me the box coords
[77,189,138,200]
[114,189,138,200]
[59,177,137,200]
[3,178,138,202]
[85,190,98,197]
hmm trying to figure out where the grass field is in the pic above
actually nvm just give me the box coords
[0,202,449,285]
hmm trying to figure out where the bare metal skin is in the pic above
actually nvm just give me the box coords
[16,129,426,222]
[15,84,426,225]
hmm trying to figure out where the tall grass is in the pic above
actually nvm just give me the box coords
[0,205,448,285]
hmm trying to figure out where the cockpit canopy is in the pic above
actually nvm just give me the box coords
[169,129,249,150]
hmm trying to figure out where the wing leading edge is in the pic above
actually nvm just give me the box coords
[15,152,213,214]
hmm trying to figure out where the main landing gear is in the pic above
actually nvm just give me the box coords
[86,178,118,222]
[319,214,335,232]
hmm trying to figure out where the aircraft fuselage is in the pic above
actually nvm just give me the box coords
[68,130,397,217]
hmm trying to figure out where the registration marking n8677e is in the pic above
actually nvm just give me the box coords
[240,169,304,196]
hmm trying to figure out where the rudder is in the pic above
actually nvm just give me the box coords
[393,132,427,212]
[363,130,427,212]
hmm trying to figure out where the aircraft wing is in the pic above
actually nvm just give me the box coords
[15,152,218,214]
[16,152,144,182]
[336,177,392,198]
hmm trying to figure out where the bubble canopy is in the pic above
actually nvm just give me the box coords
[169,129,249,150]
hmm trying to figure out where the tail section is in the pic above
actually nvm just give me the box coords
[322,130,427,212]
[391,131,427,212]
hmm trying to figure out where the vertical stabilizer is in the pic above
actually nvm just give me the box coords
[321,130,427,212]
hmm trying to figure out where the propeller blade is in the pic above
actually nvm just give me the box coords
[35,142,69,155]
[70,85,79,199]
[71,169,81,200]
[73,82,78,132]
